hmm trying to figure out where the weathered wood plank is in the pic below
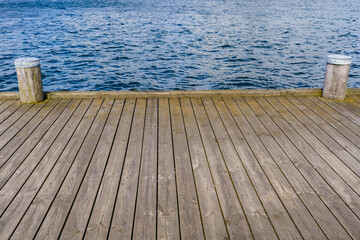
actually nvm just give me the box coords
[132,98,158,239]
[191,97,255,239]
[0,100,22,124]
[180,98,229,239]
[277,97,360,178]
[307,96,360,136]
[60,99,124,239]
[256,98,359,239]
[221,97,303,239]
[34,99,114,239]
[297,96,360,147]
[346,96,360,108]
[108,99,147,239]
[168,98,204,239]
[336,98,360,117]
[0,99,73,188]
[288,96,360,162]
[156,98,180,240]
[351,95,360,104]
[319,97,360,126]
[202,97,278,239]
[0,100,16,115]
[1,99,102,240]
[0,103,33,136]
[248,96,352,239]
[0,100,90,216]
[44,88,322,99]
[265,97,360,216]
[84,99,135,240]
[234,97,326,239]
[0,99,59,167]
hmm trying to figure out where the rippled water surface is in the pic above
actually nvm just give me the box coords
[1,0,359,91]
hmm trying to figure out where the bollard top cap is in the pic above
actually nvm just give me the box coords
[327,54,352,65]
[15,57,40,68]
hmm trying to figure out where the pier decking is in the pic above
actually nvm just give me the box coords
[0,90,360,239]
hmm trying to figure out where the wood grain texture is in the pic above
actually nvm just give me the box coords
[132,98,158,240]
[191,97,254,239]
[307,96,360,136]
[0,99,72,188]
[16,66,43,103]
[0,100,19,122]
[60,99,124,240]
[0,100,16,113]
[84,99,135,240]
[203,97,277,240]
[0,93,359,240]
[0,99,57,166]
[180,97,229,240]
[247,96,351,239]
[35,99,114,240]
[169,98,204,240]
[2,99,102,240]
[255,96,360,238]
[157,98,180,240]
[265,97,360,217]
[108,99,147,240]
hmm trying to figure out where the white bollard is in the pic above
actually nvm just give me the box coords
[15,57,44,103]
[322,54,352,100]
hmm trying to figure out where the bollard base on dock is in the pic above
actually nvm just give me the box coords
[15,57,44,104]
[322,54,352,100]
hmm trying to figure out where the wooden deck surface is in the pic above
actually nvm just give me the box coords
[0,94,360,239]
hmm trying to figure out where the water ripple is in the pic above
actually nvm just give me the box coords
[0,0,359,92]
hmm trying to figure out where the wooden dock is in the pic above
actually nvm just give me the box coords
[0,90,360,239]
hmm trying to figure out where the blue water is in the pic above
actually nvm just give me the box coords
[1,0,359,91]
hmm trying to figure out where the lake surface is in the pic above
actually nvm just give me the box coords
[1,0,359,91]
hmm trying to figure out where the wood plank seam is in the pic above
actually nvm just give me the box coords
[306,96,360,138]
[0,101,23,124]
[130,98,148,239]
[59,99,125,239]
[0,99,60,168]
[263,97,360,217]
[178,98,207,239]
[0,99,83,190]
[196,97,255,239]
[0,99,95,238]
[276,97,360,180]
[243,97,330,238]
[319,97,360,127]
[296,97,360,151]
[183,97,231,239]
[24,99,105,239]
[35,99,113,239]
[167,98,183,240]
[231,97,305,238]
[191,98,254,238]
[265,97,360,198]
[56,99,116,238]
[252,97,355,238]
[0,99,53,150]
[2,99,101,239]
[105,98,137,239]
[0,100,91,216]
[212,97,281,239]
[284,96,360,170]
[0,100,73,189]
[81,99,125,240]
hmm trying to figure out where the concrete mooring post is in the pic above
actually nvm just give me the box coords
[15,57,44,104]
[322,54,352,100]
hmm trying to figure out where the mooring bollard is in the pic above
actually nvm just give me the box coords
[15,57,44,103]
[322,54,352,100]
